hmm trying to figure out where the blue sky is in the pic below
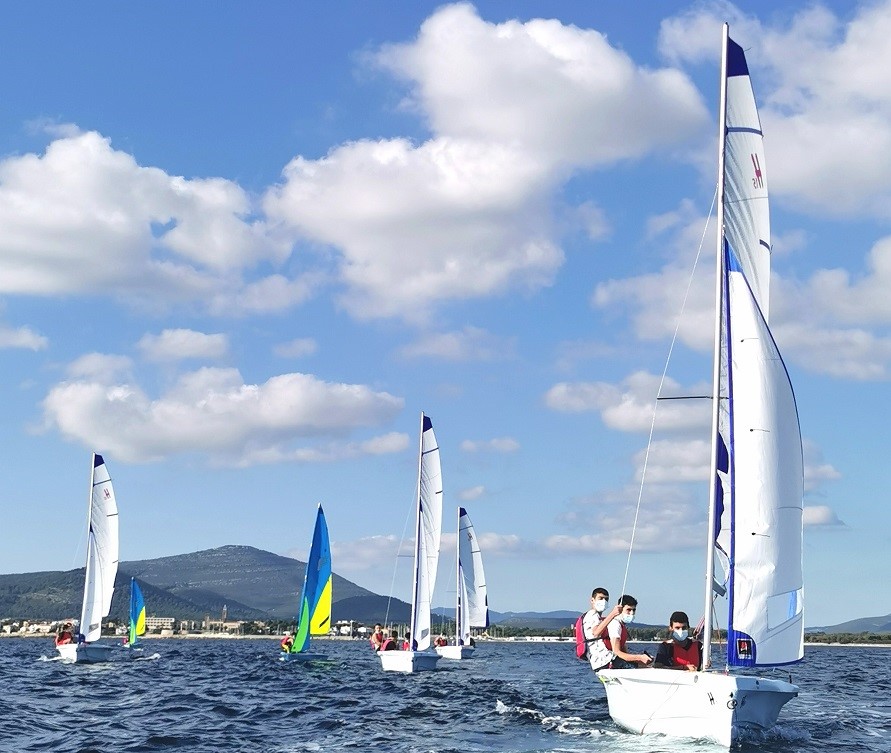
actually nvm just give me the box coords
[0,1,887,625]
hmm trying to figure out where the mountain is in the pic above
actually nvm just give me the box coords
[0,545,411,624]
[807,614,891,634]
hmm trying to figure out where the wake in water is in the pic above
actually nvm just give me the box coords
[495,699,611,738]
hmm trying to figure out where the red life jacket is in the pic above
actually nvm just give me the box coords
[55,632,73,646]
[672,640,701,669]
[380,637,396,651]
[603,622,628,652]
[370,632,383,650]
[402,640,411,651]
[280,635,293,651]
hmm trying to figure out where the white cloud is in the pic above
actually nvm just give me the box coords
[545,371,711,435]
[458,485,485,501]
[0,130,306,314]
[400,326,515,361]
[661,2,891,218]
[41,365,404,465]
[0,324,48,350]
[460,437,520,453]
[263,4,707,322]
[137,329,228,362]
[274,338,318,358]
[803,505,845,527]
[330,535,409,572]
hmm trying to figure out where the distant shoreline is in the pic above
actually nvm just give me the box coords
[5,633,891,647]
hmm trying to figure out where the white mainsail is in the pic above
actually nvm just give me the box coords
[723,35,771,318]
[409,413,443,652]
[78,454,120,643]
[457,507,488,641]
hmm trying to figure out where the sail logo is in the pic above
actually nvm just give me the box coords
[736,638,753,660]
[751,153,764,189]
[103,488,111,500]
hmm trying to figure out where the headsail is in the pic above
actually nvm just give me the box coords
[409,413,443,651]
[78,454,120,643]
[291,504,332,653]
[457,507,489,640]
[128,577,146,645]
[721,245,804,665]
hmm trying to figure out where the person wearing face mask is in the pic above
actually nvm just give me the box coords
[604,594,653,668]
[654,611,702,671]
[581,587,621,671]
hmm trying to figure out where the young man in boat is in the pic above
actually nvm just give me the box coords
[653,610,702,671]
[54,622,75,646]
[604,594,653,668]
[581,587,622,671]
[369,624,384,652]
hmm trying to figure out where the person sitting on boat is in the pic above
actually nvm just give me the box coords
[653,611,702,671]
[370,624,385,652]
[379,630,399,651]
[280,633,294,652]
[402,631,412,651]
[604,594,653,669]
[468,635,475,647]
[434,634,448,647]
[54,622,75,646]
[582,587,622,671]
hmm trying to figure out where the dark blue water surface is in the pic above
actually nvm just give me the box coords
[1,639,888,752]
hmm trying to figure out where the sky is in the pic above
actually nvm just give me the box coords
[1,0,888,626]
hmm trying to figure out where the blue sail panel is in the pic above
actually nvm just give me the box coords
[292,505,332,653]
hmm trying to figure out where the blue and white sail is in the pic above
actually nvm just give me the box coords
[709,28,804,669]
[723,35,771,319]
[716,245,804,666]
[78,454,120,643]
[457,507,488,640]
[409,413,443,652]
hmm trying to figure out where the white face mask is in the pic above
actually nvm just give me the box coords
[593,599,607,612]
[620,612,635,624]
[672,629,689,642]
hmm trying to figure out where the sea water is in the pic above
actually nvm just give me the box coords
[1,639,887,752]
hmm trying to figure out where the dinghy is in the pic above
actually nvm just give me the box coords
[436,507,488,660]
[598,24,802,747]
[280,504,332,662]
[56,453,121,663]
[380,413,443,673]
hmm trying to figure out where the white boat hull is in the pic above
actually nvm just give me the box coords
[598,668,798,747]
[435,644,474,660]
[379,650,440,673]
[279,650,327,662]
[56,642,121,664]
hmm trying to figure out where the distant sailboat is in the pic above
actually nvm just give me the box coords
[57,453,120,663]
[436,507,488,660]
[281,504,332,662]
[127,577,146,646]
[380,413,443,673]
[597,24,801,746]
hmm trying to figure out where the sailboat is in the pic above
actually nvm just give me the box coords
[127,577,146,646]
[436,507,489,660]
[57,453,121,663]
[379,413,443,673]
[280,504,332,662]
[598,24,802,747]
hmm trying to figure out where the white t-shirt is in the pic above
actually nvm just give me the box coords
[582,609,614,670]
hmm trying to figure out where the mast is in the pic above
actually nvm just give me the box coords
[702,22,730,672]
[408,412,425,650]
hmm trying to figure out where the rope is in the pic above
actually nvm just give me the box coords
[619,187,719,598]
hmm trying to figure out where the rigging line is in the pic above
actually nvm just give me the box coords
[619,185,719,598]
[384,492,417,629]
